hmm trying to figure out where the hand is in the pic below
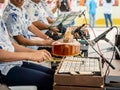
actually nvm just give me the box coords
[52,41,61,45]
[29,50,51,63]
[49,27,59,32]
[45,36,53,40]
[74,32,80,39]
[83,29,89,36]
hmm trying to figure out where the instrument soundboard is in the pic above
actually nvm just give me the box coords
[58,57,101,75]
[54,57,104,90]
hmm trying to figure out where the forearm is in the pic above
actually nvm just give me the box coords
[12,42,36,52]
[28,24,48,39]
[67,0,71,10]
[52,6,58,13]
[52,0,60,13]
[32,21,58,33]
[32,21,50,30]
[14,35,44,46]
[0,49,31,62]
[47,17,54,24]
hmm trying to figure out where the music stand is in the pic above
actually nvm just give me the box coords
[50,10,84,27]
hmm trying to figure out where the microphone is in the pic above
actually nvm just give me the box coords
[90,27,114,46]
[71,24,86,35]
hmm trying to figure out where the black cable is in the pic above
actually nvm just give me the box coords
[82,35,115,69]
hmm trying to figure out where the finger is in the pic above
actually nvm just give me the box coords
[42,50,51,57]
[43,53,51,61]
[45,51,52,58]
[37,59,43,63]
[38,55,44,62]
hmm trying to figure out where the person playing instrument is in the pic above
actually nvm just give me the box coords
[43,0,61,19]
[23,0,62,40]
[0,16,54,90]
[2,0,54,50]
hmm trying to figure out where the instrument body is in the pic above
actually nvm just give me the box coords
[54,57,104,90]
[52,27,80,56]
[52,40,80,56]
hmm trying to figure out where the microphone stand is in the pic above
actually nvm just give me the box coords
[104,38,120,58]
[81,35,115,70]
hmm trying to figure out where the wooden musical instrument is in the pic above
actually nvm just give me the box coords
[52,27,80,56]
[54,57,104,90]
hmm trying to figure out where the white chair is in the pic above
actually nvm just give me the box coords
[9,86,37,90]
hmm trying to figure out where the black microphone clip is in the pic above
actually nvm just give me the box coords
[72,24,86,34]
[79,10,86,17]
[90,27,114,46]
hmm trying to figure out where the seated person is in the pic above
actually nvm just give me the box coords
[0,16,54,90]
[2,0,54,50]
[43,0,60,19]
[24,0,57,29]
[23,0,65,40]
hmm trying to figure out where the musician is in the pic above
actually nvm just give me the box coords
[45,0,61,15]
[0,16,54,90]
[23,0,65,40]
[23,0,59,36]
[2,0,54,50]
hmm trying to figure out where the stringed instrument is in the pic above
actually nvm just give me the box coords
[52,27,80,56]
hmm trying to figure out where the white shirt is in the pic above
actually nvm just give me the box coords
[41,0,56,20]
[0,17,22,75]
[2,2,38,49]
[3,2,32,43]
[45,0,56,10]
[102,0,114,14]
[24,0,49,24]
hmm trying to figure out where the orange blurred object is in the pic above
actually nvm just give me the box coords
[79,0,85,6]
